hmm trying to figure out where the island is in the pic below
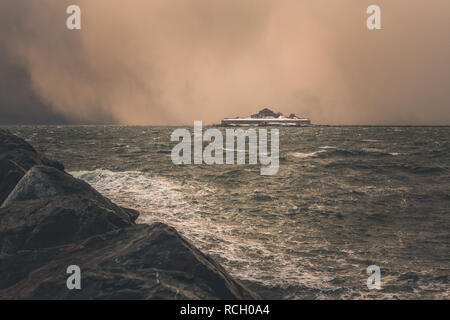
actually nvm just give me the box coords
[219,108,311,127]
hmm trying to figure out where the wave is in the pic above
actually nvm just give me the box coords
[289,147,399,160]
[70,169,338,292]
[289,150,327,159]
[71,169,191,215]
[323,148,398,158]
[383,164,448,175]
[362,139,382,142]
[70,170,294,288]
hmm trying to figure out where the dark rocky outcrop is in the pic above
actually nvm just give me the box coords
[0,223,257,300]
[0,159,25,209]
[0,128,64,205]
[0,166,136,254]
[250,107,280,119]
[0,129,258,300]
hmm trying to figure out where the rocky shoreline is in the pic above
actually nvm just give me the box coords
[0,128,259,299]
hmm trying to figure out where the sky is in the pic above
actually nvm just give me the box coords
[0,0,449,125]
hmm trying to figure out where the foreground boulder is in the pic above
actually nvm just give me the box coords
[0,223,257,299]
[0,128,64,205]
[0,166,137,254]
[0,129,258,300]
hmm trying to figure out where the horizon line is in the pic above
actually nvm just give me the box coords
[1,123,450,127]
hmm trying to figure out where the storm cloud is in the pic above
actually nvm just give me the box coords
[1,0,449,125]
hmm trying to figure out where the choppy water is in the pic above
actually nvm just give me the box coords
[4,125,449,299]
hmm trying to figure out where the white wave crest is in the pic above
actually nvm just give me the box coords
[289,150,327,159]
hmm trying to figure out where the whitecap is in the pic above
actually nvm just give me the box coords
[362,139,381,142]
[71,169,324,290]
[289,150,326,159]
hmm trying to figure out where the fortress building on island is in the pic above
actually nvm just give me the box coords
[220,108,311,127]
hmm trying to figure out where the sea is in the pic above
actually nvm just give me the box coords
[3,125,449,299]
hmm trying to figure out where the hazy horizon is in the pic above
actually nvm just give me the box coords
[1,0,450,125]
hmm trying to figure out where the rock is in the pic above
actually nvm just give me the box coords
[0,166,136,253]
[0,223,258,299]
[0,129,64,205]
[3,165,123,207]
[251,108,280,119]
[120,206,140,223]
[0,159,26,208]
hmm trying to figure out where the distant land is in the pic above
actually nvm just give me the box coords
[218,108,311,127]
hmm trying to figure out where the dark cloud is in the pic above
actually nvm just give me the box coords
[0,48,68,124]
[0,1,116,124]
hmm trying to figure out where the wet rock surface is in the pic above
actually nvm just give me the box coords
[0,128,64,205]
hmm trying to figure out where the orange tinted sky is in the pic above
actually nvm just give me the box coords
[1,0,449,125]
